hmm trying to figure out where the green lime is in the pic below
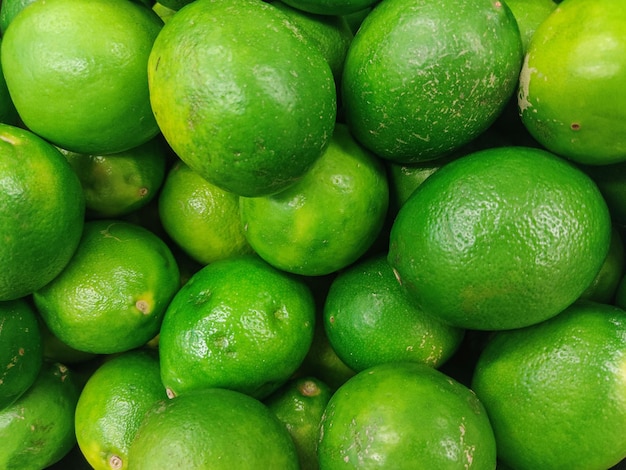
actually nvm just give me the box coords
[342,0,522,162]
[318,361,497,468]
[0,123,85,301]
[280,0,378,15]
[472,301,626,470]
[240,123,389,276]
[159,254,316,399]
[158,159,254,265]
[504,0,557,53]
[578,226,624,304]
[34,220,180,354]
[127,388,300,469]
[324,254,464,372]
[61,136,168,219]
[1,0,163,154]
[147,0,336,196]
[518,0,626,165]
[75,349,167,470]
[388,146,612,330]
[0,298,42,410]
[0,362,80,469]
[265,376,333,470]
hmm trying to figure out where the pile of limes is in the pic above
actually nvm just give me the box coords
[1,0,625,469]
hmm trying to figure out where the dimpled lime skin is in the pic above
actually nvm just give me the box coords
[472,301,626,470]
[518,0,626,165]
[158,254,316,399]
[342,0,523,163]
[388,146,612,331]
[318,361,497,469]
[147,0,337,197]
[0,0,163,155]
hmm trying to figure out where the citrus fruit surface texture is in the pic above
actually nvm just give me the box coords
[0,0,163,154]
[323,253,464,371]
[240,123,389,276]
[158,254,316,399]
[127,387,300,469]
[341,0,523,162]
[388,146,611,330]
[0,362,80,469]
[472,301,626,470]
[518,0,626,165]
[0,123,85,301]
[318,361,497,469]
[75,350,167,470]
[34,220,180,354]
[147,0,336,196]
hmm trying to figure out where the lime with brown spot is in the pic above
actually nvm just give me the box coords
[75,349,167,470]
[318,361,497,468]
[34,220,180,354]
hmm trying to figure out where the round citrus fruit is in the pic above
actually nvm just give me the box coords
[264,376,333,470]
[158,159,254,265]
[324,253,464,372]
[0,0,36,35]
[472,301,626,470]
[580,159,626,229]
[518,0,626,165]
[0,0,163,154]
[159,254,316,399]
[240,123,389,276]
[33,220,181,354]
[0,298,42,411]
[61,136,169,219]
[388,146,612,330]
[318,361,497,469]
[127,387,300,469]
[0,362,80,469]
[341,0,523,163]
[0,38,18,126]
[0,123,85,301]
[147,0,336,197]
[75,349,167,470]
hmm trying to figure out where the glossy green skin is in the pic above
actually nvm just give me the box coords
[0,124,85,301]
[318,362,497,469]
[518,0,626,164]
[472,302,626,470]
[342,0,523,163]
[1,0,163,155]
[0,362,80,469]
[159,254,316,399]
[148,0,337,197]
[128,388,300,469]
[240,123,389,276]
[75,350,167,470]
[388,146,612,330]
[0,298,42,411]
[323,254,464,372]
[265,376,333,470]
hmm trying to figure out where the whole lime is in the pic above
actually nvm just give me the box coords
[147,0,336,196]
[342,0,523,162]
[388,146,611,330]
